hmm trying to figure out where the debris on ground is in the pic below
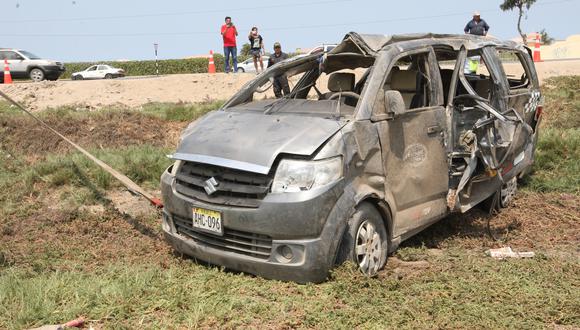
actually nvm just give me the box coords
[28,317,84,330]
[486,247,536,259]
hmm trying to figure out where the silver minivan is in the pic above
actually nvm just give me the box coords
[160,33,542,283]
[0,48,65,82]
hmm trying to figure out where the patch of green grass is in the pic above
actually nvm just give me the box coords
[523,128,579,193]
[0,145,171,221]
[142,101,224,122]
[542,76,580,130]
[0,253,578,329]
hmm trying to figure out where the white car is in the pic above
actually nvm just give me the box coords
[236,56,270,73]
[296,44,337,58]
[71,64,125,80]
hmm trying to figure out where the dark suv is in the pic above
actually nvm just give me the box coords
[0,49,65,82]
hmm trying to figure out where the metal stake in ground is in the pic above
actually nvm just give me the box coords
[154,43,159,76]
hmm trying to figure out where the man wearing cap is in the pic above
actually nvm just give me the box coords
[463,11,489,74]
[464,11,490,36]
[267,42,290,98]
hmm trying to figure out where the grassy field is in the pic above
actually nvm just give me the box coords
[0,77,578,329]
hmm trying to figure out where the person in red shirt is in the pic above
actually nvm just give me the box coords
[220,16,238,73]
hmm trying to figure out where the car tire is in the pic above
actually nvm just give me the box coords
[105,73,113,79]
[499,177,517,208]
[481,177,518,213]
[336,202,389,277]
[29,68,45,82]
[237,68,245,73]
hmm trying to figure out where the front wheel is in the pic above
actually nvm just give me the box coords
[237,68,245,73]
[29,68,45,82]
[337,202,389,276]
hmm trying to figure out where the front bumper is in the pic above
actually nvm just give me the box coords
[41,65,66,78]
[160,169,345,283]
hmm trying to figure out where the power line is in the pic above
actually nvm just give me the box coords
[0,0,576,38]
[0,0,351,23]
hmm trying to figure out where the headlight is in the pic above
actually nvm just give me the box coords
[271,157,342,193]
[169,160,183,176]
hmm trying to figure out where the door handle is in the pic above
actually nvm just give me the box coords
[426,125,442,134]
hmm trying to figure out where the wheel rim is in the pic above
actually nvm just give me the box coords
[355,220,383,276]
[31,69,44,81]
[500,177,517,207]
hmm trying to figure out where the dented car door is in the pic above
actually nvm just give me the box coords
[376,47,449,237]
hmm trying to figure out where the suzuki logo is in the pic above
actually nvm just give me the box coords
[204,177,219,195]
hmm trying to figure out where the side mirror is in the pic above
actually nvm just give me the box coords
[384,90,406,118]
[371,90,406,122]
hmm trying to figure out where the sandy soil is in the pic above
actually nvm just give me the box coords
[0,60,579,111]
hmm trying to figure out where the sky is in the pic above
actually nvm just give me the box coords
[1,0,579,62]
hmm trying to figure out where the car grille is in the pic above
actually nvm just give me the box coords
[175,161,272,208]
[173,215,272,260]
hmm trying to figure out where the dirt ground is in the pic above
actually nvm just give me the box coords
[1,59,579,111]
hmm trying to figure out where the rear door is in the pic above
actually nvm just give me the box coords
[2,51,27,77]
[97,65,109,78]
[376,47,449,237]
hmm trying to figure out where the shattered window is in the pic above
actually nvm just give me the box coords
[384,52,432,109]
[226,53,375,117]
[496,49,530,90]
[435,48,460,105]
[464,50,492,100]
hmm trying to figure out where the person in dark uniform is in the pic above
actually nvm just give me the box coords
[267,42,290,98]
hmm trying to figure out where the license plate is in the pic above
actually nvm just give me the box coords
[192,207,223,235]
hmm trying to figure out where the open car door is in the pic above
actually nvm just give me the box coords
[447,47,534,212]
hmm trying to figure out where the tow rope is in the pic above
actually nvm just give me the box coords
[0,90,163,208]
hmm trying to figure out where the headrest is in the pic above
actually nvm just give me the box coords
[328,72,355,92]
[390,70,417,92]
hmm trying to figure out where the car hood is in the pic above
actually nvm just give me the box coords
[172,110,345,174]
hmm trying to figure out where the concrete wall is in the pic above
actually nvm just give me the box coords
[528,34,580,61]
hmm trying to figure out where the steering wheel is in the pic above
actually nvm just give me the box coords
[327,91,361,101]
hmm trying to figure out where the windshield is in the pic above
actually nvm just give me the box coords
[223,53,375,118]
[18,50,41,60]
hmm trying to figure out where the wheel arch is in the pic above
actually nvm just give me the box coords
[26,65,45,75]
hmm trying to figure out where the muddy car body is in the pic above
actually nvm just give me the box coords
[161,33,542,283]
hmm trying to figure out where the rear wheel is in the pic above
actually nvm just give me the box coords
[500,177,518,208]
[337,202,389,277]
[481,177,518,213]
[237,68,245,73]
[105,73,113,79]
[29,68,45,82]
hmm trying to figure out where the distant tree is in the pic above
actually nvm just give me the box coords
[240,43,251,56]
[539,29,555,45]
[500,0,537,45]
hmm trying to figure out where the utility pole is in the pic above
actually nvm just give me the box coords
[153,43,159,76]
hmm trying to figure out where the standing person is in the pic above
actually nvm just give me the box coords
[464,11,490,36]
[267,42,290,98]
[248,27,265,74]
[221,16,238,73]
[463,11,489,74]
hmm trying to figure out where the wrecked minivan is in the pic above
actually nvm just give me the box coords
[160,33,542,283]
